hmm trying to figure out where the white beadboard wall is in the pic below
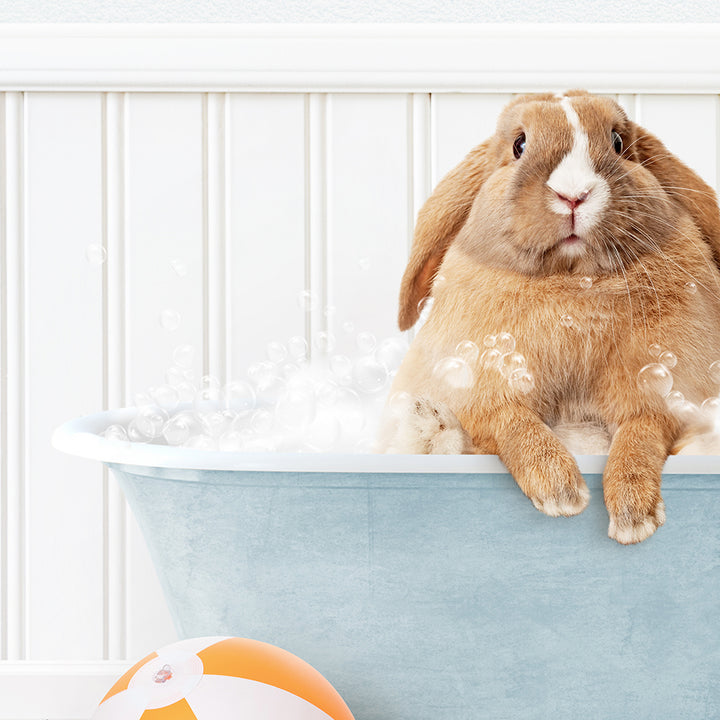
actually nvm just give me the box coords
[1,24,720,720]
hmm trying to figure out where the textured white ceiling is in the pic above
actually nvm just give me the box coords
[1,0,719,23]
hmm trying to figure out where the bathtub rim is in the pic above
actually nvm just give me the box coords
[52,407,720,475]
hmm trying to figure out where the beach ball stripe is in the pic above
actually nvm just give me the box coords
[92,636,355,720]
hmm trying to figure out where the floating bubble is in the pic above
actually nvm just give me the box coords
[509,368,535,394]
[134,391,154,407]
[134,406,169,439]
[175,380,197,403]
[375,337,409,371]
[500,351,527,378]
[455,341,480,365]
[342,321,356,335]
[560,314,574,328]
[665,390,686,411]
[709,360,720,384]
[480,347,502,370]
[315,380,341,407]
[433,274,447,290]
[276,387,316,429]
[353,357,389,394]
[659,351,677,369]
[159,309,181,332]
[247,361,278,390]
[701,396,720,416]
[648,343,662,358]
[165,365,185,387]
[170,259,188,277]
[358,257,371,271]
[417,296,434,320]
[222,380,256,416]
[287,336,308,361]
[127,420,151,443]
[85,244,107,266]
[199,410,235,438]
[193,385,221,413]
[330,354,353,380]
[103,424,128,442]
[162,413,197,446]
[483,334,497,348]
[266,341,288,364]
[296,290,318,312]
[356,332,377,355]
[248,408,274,435]
[496,332,515,354]
[637,363,673,397]
[280,362,302,380]
[580,276,593,290]
[684,281,698,295]
[387,391,413,416]
[153,384,179,412]
[313,331,336,354]
[432,356,473,389]
[323,305,337,319]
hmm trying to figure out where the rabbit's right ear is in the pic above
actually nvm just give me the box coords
[398,140,494,331]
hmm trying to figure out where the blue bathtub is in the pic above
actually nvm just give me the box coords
[54,409,720,719]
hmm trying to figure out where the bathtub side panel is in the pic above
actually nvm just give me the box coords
[113,467,720,720]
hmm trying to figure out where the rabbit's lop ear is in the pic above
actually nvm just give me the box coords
[398,140,493,331]
[628,121,720,271]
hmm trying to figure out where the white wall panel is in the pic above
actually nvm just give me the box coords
[431,94,513,185]
[227,93,307,374]
[634,94,719,190]
[24,93,105,659]
[124,93,202,657]
[325,93,411,353]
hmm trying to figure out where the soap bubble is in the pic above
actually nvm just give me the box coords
[153,384,180,412]
[247,361,278,390]
[134,391,154,407]
[500,351,526,379]
[170,259,188,277]
[417,296,434,321]
[175,380,197,403]
[358,257,371,271]
[455,341,480,365]
[637,363,673,397]
[580,276,593,290]
[330,354,353,380]
[342,321,355,335]
[222,380,256,416]
[248,408,274,434]
[483,334,497,348]
[276,387,316,429]
[560,314,574,328]
[165,365,186,386]
[134,406,169,438]
[159,309,181,332]
[684,281,697,294]
[183,435,217,451]
[199,410,234,438]
[162,413,198,446]
[375,337,409,371]
[218,430,245,452]
[709,360,720,384]
[480,347,502,370]
[353,357,389,394]
[356,331,377,354]
[104,424,128,442]
[509,368,535,394]
[433,356,473,389]
[701,396,720,417]
[648,343,662,358]
[127,420,151,443]
[313,331,336,354]
[266,341,288,364]
[287,336,308,361]
[194,386,221,413]
[496,332,515,354]
[296,290,318,312]
[85,244,107,265]
[659,351,677,369]
[387,391,413,416]
[280,362,302,380]
[665,390,686,410]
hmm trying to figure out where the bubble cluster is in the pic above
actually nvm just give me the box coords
[104,326,410,453]
[465,331,535,394]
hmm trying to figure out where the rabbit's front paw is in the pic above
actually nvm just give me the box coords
[607,495,666,545]
[528,474,590,517]
[379,395,472,454]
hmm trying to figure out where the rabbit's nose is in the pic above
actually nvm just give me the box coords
[554,189,590,210]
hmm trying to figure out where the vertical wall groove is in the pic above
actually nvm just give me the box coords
[305,93,329,354]
[3,91,26,661]
[102,92,128,661]
[205,93,229,384]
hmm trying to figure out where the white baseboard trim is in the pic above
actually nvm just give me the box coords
[0,662,130,720]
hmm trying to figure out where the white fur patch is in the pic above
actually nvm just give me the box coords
[547,97,610,236]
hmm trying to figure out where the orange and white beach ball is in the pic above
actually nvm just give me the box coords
[92,636,355,720]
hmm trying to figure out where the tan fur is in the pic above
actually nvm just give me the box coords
[386,91,720,544]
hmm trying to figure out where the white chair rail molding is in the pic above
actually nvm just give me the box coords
[2,22,720,720]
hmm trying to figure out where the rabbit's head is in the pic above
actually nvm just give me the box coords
[399,90,720,330]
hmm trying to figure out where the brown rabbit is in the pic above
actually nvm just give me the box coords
[380,90,720,544]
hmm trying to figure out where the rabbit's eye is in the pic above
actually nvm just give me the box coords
[611,130,623,154]
[513,133,526,159]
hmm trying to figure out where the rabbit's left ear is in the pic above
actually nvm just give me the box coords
[628,121,720,271]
